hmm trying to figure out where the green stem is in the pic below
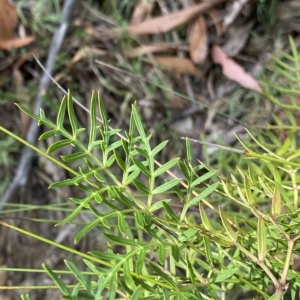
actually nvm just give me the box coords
[275,238,295,300]
[246,152,300,168]
[236,243,278,288]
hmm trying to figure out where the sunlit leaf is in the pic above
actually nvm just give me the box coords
[136,248,146,275]
[56,95,67,129]
[191,170,217,188]
[153,158,180,177]
[212,268,238,283]
[271,186,281,218]
[257,215,267,261]
[65,260,91,293]
[74,219,100,243]
[133,180,149,194]
[219,209,237,242]
[162,201,179,221]
[67,91,78,136]
[150,199,171,212]
[171,244,180,263]
[158,243,167,264]
[277,137,291,156]
[43,264,70,296]
[149,263,178,289]
[151,140,168,157]
[39,129,58,140]
[104,234,140,247]
[61,151,87,162]
[152,178,181,195]
[47,139,73,153]
[131,157,150,177]
[188,182,218,207]
[88,91,97,150]
[118,213,126,235]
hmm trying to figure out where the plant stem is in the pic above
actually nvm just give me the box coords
[275,238,295,300]
[236,243,278,288]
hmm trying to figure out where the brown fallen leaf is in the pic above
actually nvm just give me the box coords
[130,0,154,25]
[211,45,262,93]
[103,0,225,38]
[0,0,18,40]
[0,36,35,50]
[154,56,203,78]
[125,44,180,58]
[188,15,208,65]
[0,0,34,49]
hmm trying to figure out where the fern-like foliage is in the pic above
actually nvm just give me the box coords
[16,91,224,299]
[6,37,300,300]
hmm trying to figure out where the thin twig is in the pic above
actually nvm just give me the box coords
[181,137,246,154]
[1,0,77,207]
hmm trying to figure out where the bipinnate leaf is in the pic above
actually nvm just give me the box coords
[43,264,70,296]
[114,149,126,171]
[104,234,140,247]
[98,91,109,133]
[88,91,97,150]
[61,151,87,162]
[132,104,147,140]
[152,178,181,195]
[219,209,237,242]
[150,199,171,212]
[153,157,180,177]
[67,90,78,136]
[277,137,291,156]
[39,129,58,140]
[203,237,213,265]
[65,260,91,293]
[199,204,213,231]
[50,175,82,187]
[149,263,178,289]
[15,104,42,123]
[244,176,255,205]
[257,215,267,261]
[47,139,73,153]
[151,140,168,157]
[56,96,67,129]
[162,201,179,221]
[188,182,219,207]
[191,170,218,188]
[117,213,126,235]
[185,137,192,163]
[134,211,145,229]
[158,243,167,264]
[133,179,149,194]
[131,286,142,300]
[171,244,180,263]
[131,157,151,177]
[136,248,146,274]
[212,268,238,283]
[178,228,198,243]
[271,186,281,218]
[74,219,100,243]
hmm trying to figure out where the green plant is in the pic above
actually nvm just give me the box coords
[2,38,300,300]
